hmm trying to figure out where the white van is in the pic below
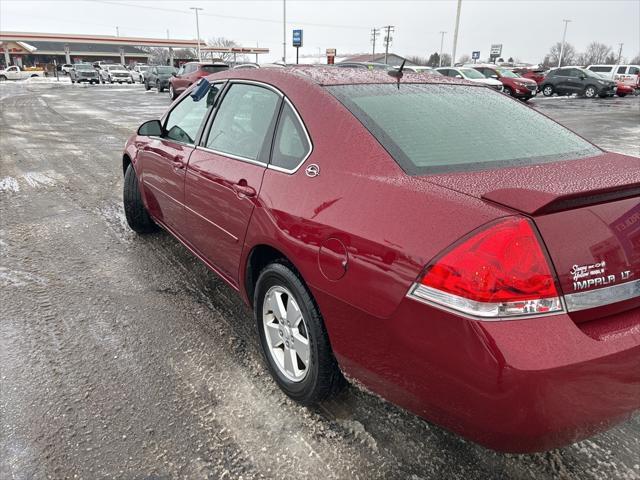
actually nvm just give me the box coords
[586,64,639,88]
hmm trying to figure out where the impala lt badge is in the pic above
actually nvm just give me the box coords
[571,260,632,291]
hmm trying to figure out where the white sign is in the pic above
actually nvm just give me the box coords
[490,44,502,56]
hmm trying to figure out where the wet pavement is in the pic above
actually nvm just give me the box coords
[1,79,639,480]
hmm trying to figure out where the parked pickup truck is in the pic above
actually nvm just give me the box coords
[0,65,45,81]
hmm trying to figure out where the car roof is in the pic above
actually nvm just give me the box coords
[210,66,472,87]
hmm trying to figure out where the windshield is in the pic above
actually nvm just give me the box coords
[459,68,485,79]
[139,66,150,71]
[156,66,175,73]
[327,83,599,174]
[75,64,93,70]
[108,65,125,70]
[497,68,519,78]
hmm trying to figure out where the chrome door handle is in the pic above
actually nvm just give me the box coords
[172,160,184,169]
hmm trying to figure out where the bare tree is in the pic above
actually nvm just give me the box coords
[582,42,613,65]
[146,47,170,65]
[545,42,576,67]
[441,53,452,66]
[405,55,428,66]
[457,54,471,65]
[631,53,640,64]
[206,37,247,63]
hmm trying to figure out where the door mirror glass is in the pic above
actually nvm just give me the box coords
[138,119,163,136]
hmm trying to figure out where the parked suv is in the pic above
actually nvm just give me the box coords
[144,65,177,93]
[101,64,133,84]
[470,64,538,100]
[512,67,547,87]
[541,67,617,98]
[69,63,100,84]
[168,62,229,99]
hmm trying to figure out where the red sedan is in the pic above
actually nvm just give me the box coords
[122,68,640,453]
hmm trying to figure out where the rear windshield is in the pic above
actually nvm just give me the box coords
[202,65,229,74]
[156,66,175,73]
[327,83,600,174]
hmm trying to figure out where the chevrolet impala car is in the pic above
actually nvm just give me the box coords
[121,67,640,453]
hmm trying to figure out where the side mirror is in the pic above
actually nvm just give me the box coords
[580,75,586,80]
[490,74,498,79]
[171,72,177,77]
[138,119,163,137]
[455,74,463,79]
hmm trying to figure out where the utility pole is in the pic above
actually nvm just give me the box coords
[166,29,170,39]
[282,0,287,63]
[383,25,394,65]
[116,26,119,37]
[617,43,624,64]
[451,0,462,66]
[439,31,446,67]
[558,19,571,67]
[371,28,380,58]
[190,7,203,61]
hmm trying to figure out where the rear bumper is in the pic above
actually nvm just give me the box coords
[320,289,640,452]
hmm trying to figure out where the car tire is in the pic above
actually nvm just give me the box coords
[169,84,177,100]
[123,164,157,234]
[0,75,6,82]
[503,86,513,96]
[157,81,164,93]
[144,81,151,91]
[584,85,597,98]
[618,93,627,97]
[254,261,345,405]
[71,79,75,84]
[542,85,554,96]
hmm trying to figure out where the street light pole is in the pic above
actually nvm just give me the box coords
[190,7,203,61]
[617,43,624,64]
[451,0,462,66]
[558,19,571,67]
[282,0,287,63]
[439,31,446,67]
[116,26,119,37]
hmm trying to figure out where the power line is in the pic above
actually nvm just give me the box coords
[91,0,369,30]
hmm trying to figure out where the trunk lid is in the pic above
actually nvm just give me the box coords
[427,153,640,321]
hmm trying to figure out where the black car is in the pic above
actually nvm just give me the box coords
[541,67,617,98]
[70,64,100,84]
[144,66,177,93]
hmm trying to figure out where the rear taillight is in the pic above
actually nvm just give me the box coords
[408,217,563,319]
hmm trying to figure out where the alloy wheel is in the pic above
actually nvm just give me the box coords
[585,86,596,98]
[262,286,311,382]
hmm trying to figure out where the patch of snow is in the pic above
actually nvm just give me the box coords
[0,176,20,192]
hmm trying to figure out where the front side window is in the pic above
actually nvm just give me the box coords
[327,83,599,174]
[206,83,280,161]
[164,90,211,144]
[617,66,627,74]
[271,102,311,171]
[629,67,639,75]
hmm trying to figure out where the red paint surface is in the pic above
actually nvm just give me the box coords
[124,67,640,452]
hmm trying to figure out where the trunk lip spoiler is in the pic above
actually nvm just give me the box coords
[564,279,640,312]
[482,184,640,216]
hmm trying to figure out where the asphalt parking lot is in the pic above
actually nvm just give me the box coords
[1,79,639,480]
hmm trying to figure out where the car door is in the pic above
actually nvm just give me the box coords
[564,68,585,94]
[138,87,212,234]
[184,81,282,284]
[174,64,195,92]
[553,68,570,93]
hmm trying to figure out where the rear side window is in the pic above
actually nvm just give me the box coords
[206,83,280,161]
[629,67,639,75]
[327,83,599,174]
[617,66,627,74]
[202,65,229,74]
[271,102,311,171]
[589,66,612,73]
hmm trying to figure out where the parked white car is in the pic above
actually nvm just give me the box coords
[587,64,640,88]
[101,64,133,84]
[0,65,44,81]
[60,64,74,75]
[436,67,504,91]
[130,65,150,83]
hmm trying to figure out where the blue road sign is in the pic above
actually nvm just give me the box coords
[472,51,480,60]
[293,29,303,48]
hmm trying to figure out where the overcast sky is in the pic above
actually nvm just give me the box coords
[2,0,639,63]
